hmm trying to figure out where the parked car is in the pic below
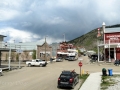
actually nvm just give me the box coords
[90,54,98,61]
[114,60,120,66]
[56,57,63,62]
[68,56,76,61]
[57,70,79,89]
[26,59,47,67]
[65,56,70,60]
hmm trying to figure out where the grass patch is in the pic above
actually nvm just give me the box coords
[100,75,120,90]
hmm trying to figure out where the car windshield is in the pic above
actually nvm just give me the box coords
[57,57,61,59]
[69,56,75,58]
[38,60,42,62]
[60,74,71,78]
[42,60,46,61]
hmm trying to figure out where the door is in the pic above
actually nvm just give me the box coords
[35,60,39,65]
[116,48,120,60]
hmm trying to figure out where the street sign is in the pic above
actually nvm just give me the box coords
[79,62,82,67]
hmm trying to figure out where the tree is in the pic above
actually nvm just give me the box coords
[76,47,81,57]
[32,50,36,59]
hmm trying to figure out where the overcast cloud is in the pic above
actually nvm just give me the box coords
[0,0,120,44]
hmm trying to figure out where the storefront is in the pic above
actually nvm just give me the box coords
[97,22,120,62]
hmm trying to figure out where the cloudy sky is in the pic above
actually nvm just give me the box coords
[0,0,120,44]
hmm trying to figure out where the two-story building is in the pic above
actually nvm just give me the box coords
[37,41,52,61]
[0,35,9,67]
[57,41,78,59]
[98,22,120,62]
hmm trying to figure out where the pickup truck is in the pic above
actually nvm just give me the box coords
[57,70,79,89]
[26,59,47,67]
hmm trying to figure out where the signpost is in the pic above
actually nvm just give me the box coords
[78,61,82,76]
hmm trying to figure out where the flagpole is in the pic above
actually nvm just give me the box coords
[63,34,65,42]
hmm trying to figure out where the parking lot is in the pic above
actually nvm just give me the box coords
[0,56,120,90]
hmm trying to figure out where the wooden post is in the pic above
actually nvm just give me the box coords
[80,66,81,77]
[0,51,1,68]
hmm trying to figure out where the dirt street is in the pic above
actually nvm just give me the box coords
[0,56,120,90]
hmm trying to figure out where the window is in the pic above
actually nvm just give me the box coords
[29,52,33,55]
[36,60,38,62]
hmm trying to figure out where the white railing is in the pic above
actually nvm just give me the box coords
[0,41,7,48]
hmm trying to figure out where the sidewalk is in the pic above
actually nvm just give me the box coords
[79,72,120,90]
[79,72,101,90]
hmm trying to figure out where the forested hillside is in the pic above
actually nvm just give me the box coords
[68,24,120,51]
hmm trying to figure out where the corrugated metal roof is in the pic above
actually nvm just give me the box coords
[105,27,120,33]
[9,41,42,50]
[0,35,7,37]
[9,42,59,51]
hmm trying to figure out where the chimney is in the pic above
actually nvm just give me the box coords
[102,22,105,44]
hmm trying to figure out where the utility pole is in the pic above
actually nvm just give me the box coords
[19,45,21,69]
[8,43,11,70]
[45,36,47,61]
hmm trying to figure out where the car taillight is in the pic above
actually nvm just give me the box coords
[58,78,60,81]
[69,78,74,83]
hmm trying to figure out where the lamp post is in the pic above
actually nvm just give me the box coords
[19,45,21,69]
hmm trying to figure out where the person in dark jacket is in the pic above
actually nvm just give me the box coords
[50,57,52,63]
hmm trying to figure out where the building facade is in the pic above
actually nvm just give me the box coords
[36,42,52,61]
[98,22,120,62]
[57,42,78,59]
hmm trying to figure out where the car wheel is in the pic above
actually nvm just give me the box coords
[28,63,31,67]
[71,84,75,89]
[40,64,43,67]
[57,86,60,88]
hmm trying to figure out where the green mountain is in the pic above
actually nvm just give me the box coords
[68,24,120,52]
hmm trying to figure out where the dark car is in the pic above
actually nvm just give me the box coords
[57,70,79,89]
[114,60,120,66]
[90,54,98,61]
